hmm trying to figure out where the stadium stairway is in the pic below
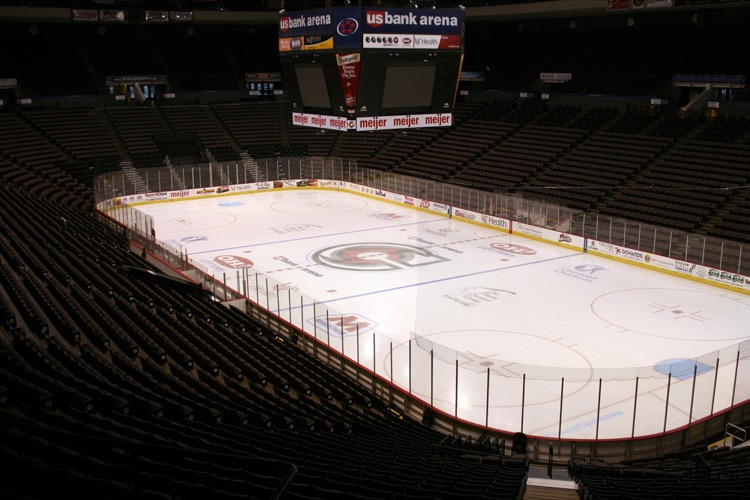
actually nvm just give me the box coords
[523,464,579,500]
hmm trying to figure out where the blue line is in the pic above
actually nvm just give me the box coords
[190,217,448,255]
[316,252,580,306]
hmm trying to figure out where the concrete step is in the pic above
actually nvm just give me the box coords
[524,482,580,500]
[523,465,579,500]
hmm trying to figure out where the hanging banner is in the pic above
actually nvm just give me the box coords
[336,53,361,115]
[278,7,335,52]
[278,8,334,37]
[363,8,463,35]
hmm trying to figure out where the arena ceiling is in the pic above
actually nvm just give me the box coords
[0,0,749,27]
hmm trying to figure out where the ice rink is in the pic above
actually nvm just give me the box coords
[135,188,750,440]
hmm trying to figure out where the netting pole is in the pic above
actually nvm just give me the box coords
[558,377,564,440]
[631,377,639,439]
[668,231,673,259]
[288,289,292,324]
[485,367,490,429]
[688,363,698,426]
[637,223,641,250]
[710,355,719,415]
[300,296,303,334]
[581,212,586,239]
[341,315,345,361]
[738,245,743,274]
[430,349,434,407]
[663,372,672,433]
[520,374,526,433]
[408,337,412,394]
[731,350,739,406]
[455,359,459,418]
[313,302,318,341]
[595,378,602,440]
[326,310,330,347]
[389,341,393,384]
[276,284,280,315]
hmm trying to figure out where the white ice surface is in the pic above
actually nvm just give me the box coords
[135,189,750,439]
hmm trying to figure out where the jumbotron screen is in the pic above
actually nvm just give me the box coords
[381,63,436,109]
[293,64,332,110]
[278,6,464,132]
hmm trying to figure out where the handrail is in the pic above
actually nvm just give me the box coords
[548,443,554,478]
[725,422,747,447]
[695,451,712,478]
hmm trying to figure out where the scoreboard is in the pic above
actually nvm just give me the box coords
[278,6,464,132]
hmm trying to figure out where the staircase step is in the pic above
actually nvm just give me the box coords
[523,483,579,500]
[524,466,579,499]
[526,477,577,489]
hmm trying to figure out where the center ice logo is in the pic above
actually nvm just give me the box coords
[310,243,447,271]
